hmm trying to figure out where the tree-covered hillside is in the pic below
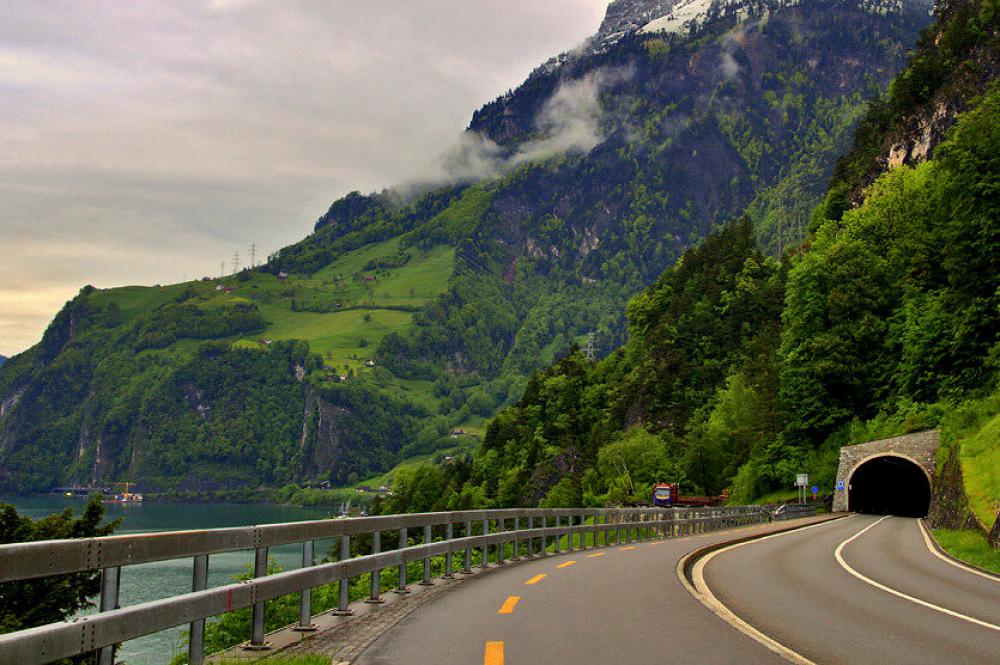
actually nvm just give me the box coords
[383,0,999,517]
[0,0,934,493]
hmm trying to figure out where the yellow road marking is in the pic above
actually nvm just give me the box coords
[587,552,605,558]
[619,546,637,551]
[524,573,547,585]
[649,540,665,546]
[498,596,520,614]
[484,641,504,665]
[557,560,577,568]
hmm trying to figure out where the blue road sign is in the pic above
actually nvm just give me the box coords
[811,485,819,495]
[836,480,845,491]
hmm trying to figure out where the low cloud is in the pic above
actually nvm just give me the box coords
[719,51,740,80]
[513,66,631,165]
[420,65,632,188]
[434,132,504,183]
[719,28,746,81]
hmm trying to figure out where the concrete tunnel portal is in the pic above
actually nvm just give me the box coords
[832,431,939,516]
[847,455,931,517]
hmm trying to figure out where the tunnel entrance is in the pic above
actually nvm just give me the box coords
[848,455,931,517]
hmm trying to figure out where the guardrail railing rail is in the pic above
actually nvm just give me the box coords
[0,504,812,665]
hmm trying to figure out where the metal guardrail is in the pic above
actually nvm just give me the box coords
[0,504,794,665]
[770,503,823,520]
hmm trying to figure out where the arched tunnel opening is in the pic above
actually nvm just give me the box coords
[848,456,931,517]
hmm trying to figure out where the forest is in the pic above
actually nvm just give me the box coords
[380,0,999,518]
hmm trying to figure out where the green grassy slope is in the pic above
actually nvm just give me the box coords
[932,529,1000,573]
[92,239,455,379]
[960,413,1000,528]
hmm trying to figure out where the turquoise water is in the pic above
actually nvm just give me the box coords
[1,495,340,665]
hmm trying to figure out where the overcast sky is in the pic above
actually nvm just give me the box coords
[0,0,609,357]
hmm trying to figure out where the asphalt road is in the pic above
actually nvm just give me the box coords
[704,514,1000,665]
[357,514,1000,665]
[357,517,822,665]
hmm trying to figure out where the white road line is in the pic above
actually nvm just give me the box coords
[835,516,1000,632]
[685,517,854,665]
[916,518,1000,583]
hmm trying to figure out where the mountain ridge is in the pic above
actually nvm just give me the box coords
[0,0,934,494]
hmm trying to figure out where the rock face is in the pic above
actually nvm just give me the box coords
[927,441,982,531]
[599,0,680,37]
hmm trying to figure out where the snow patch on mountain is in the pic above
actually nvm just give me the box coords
[640,0,721,34]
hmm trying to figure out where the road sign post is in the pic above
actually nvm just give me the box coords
[795,473,809,505]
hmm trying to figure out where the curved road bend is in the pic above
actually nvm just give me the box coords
[703,515,1000,665]
[357,517,827,665]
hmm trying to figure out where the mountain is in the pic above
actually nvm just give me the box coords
[0,357,6,367]
[425,0,999,513]
[0,0,934,494]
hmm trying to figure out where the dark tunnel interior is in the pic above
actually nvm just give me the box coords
[848,456,931,517]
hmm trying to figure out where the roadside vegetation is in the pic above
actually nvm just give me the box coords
[932,529,1000,574]
[0,496,118,663]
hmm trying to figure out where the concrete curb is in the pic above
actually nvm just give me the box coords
[918,518,1000,581]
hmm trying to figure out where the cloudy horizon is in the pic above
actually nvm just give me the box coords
[0,0,609,357]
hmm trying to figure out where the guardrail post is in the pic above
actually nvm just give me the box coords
[367,531,384,604]
[567,514,574,551]
[396,528,410,593]
[553,516,560,553]
[95,566,121,665]
[421,525,434,585]
[481,519,490,568]
[526,516,534,555]
[444,522,454,578]
[292,542,316,631]
[188,555,209,664]
[513,517,520,559]
[247,546,269,650]
[464,520,473,573]
[497,518,505,564]
[334,535,352,615]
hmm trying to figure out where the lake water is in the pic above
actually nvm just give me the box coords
[1,495,340,665]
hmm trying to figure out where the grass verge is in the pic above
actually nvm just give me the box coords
[215,658,329,665]
[932,528,1000,574]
